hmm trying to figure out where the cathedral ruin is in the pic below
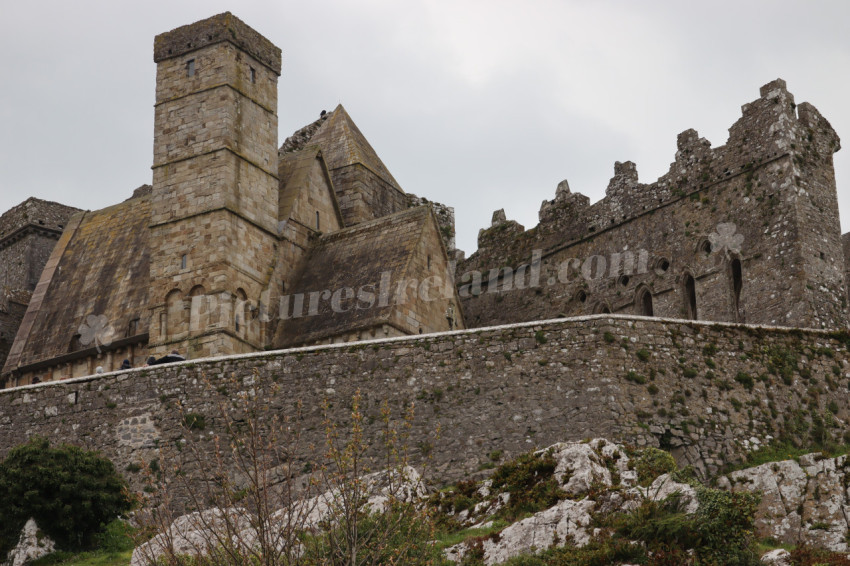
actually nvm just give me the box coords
[0,12,846,388]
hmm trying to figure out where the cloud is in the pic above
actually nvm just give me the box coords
[1,0,849,257]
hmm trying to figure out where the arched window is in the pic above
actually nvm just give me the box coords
[683,274,697,320]
[731,258,743,322]
[636,288,653,316]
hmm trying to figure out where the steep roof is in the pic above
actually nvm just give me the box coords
[3,195,151,374]
[280,105,402,191]
[274,206,432,346]
[278,146,343,226]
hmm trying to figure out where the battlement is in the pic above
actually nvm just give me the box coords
[153,12,281,74]
[474,79,840,257]
[462,79,845,330]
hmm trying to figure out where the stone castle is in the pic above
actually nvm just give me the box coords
[0,12,846,389]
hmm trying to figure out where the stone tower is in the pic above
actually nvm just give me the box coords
[148,13,282,359]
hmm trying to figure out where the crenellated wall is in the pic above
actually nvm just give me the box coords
[460,80,844,331]
[2,315,850,498]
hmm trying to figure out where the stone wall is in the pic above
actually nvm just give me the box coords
[2,315,850,497]
[459,80,845,331]
[0,198,81,293]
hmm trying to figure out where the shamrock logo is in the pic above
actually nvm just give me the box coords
[78,314,116,353]
[708,223,744,256]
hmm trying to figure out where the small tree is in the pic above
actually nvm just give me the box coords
[0,436,133,555]
[302,391,440,565]
[134,373,440,566]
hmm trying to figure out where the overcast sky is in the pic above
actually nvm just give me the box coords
[2,0,849,255]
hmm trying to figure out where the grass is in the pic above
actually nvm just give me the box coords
[722,441,850,474]
[30,549,132,566]
[432,520,508,550]
[30,520,135,566]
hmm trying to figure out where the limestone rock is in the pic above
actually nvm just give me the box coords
[724,453,850,551]
[760,548,792,565]
[130,507,255,566]
[547,438,633,496]
[480,498,596,565]
[4,519,55,566]
[131,467,427,565]
[640,473,699,514]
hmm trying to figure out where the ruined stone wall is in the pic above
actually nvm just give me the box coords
[3,316,850,496]
[0,199,81,292]
[407,193,457,257]
[461,80,844,331]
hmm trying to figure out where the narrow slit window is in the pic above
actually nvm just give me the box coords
[731,258,743,322]
[684,274,698,320]
[250,66,256,83]
[186,59,195,77]
[181,254,187,270]
[316,211,320,230]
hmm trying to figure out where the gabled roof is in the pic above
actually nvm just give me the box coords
[278,146,343,227]
[274,206,433,347]
[3,195,151,375]
[280,105,402,191]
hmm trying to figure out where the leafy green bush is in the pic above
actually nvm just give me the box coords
[0,437,133,554]
[634,447,677,487]
[490,451,565,521]
[735,372,755,391]
[615,486,761,565]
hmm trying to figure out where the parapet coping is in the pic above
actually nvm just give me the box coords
[2,314,843,394]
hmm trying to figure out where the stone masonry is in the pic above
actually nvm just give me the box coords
[3,315,850,498]
[0,198,80,373]
[460,80,844,331]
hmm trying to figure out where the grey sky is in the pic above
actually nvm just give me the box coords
[1,0,849,256]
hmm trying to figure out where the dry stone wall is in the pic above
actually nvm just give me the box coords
[2,315,850,497]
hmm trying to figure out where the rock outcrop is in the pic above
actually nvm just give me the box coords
[721,452,850,551]
[3,519,55,566]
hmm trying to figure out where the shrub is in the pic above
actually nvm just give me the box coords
[626,371,647,384]
[634,447,676,487]
[735,372,755,391]
[636,349,651,362]
[0,437,133,554]
[182,412,206,430]
[490,451,565,521]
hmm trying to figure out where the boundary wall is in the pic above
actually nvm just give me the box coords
[2,315,849,493]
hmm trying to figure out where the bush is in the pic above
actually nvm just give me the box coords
[735,372,755,391]
[615,486,761,565]
[490,451,565,521]
[634,447,676,487]
[0,437,133,554]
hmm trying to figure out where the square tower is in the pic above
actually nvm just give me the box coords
[149,13,281,359]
